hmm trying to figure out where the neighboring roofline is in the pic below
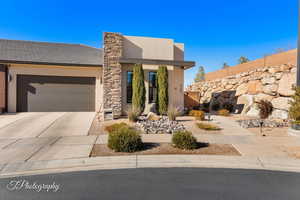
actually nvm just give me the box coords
[119,58,195,70]
[0,60,102,67]
[0,38,102,50]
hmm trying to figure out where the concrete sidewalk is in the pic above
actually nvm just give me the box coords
[1,155,300,178]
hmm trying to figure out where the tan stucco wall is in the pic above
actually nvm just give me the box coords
[123,35,185,62]
[7,64,102,112]
[174,43,184,61]
[205,49,297,81]
[121,64,184,115]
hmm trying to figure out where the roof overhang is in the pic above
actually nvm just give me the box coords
[0,60,102,67]
[119,58,195,70]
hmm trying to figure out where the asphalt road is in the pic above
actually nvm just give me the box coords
[0,168,300,200]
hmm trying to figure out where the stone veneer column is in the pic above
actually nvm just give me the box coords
[103,32,123,118]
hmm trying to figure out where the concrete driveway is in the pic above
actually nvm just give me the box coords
[0,112,97,164]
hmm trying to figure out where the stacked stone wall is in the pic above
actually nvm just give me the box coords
[186,64,297,119]
[103,32,123,118]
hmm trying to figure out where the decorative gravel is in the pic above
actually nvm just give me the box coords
[136,116,186,134]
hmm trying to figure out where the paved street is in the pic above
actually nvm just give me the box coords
[0,168,300,200]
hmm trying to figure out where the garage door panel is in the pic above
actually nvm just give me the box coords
[17,75,95,112]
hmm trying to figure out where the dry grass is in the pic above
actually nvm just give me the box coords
[196,122,221,131]
[90,143,240,157]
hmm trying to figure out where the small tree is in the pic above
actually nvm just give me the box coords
[222,62,230,69]
[257,100,273,136]
[238,56,250,64]
[132,64,146,114]
[289,86,300,124]
[194,66,205,82]
[157,65,168,115]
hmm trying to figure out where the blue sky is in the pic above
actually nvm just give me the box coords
[0,0,298,86]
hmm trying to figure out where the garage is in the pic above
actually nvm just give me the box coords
[17,75,96,112]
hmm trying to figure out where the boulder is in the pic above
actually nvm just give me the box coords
[275,72,282,80]
[235,84,248,96]
[254,93,274,102]
[247,80,262,95]
[146,112,160,121]
[270,109,288,120]
[236,95,254,114]
[291,67,297,73]
[262,76,276,85]
[262,84,278,95]
[271,97,292,111]
[268,66,281,74]
[277,73,296,96]
[246,106,260,117]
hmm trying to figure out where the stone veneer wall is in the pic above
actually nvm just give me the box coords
[186,64,297,119]
[103,32,123,118]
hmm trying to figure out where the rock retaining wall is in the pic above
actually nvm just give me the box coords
[186,64,297,119]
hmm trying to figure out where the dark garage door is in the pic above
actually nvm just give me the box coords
[17,75,95,112]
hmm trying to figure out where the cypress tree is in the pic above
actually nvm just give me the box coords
[132,64,145,114]
[157,65,168,115]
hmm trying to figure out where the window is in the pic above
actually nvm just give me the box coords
[149,71,157,103]
[127,71,133,103]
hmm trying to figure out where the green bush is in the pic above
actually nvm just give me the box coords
[105,123,129,133]
[189,110,205,120]
[108,127,143,152]
[172,131,197,150]
[218,109,230,116]
[196,122,221,131]
[289,86,300,122]
[157,66,168,115]
[132,64,146,114]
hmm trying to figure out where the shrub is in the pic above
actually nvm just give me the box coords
[168,107,179,121]
[196,122,221,131]
[157,66,168,115]
[189,110,205,120]
[172,131,197,150]
[105,123,129,133]
[127,108,139,122]
[289,86,300,122]
[132,64,146,114]
[257,100,273,119]
[218,109,230,116]
[108,127,143,152]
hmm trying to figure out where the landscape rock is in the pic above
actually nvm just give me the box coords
[262,84,278,95]
[277,73,296,96]
[186,64,296,120]
[254,93,274,102]
[270,109,289,120]
[136,116,185,134]
[271,97,292,111]
[237,95,254,114]
[247,80,262,95]
[237,119,289,128]
[235,84,248,96]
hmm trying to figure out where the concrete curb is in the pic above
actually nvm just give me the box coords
[1,155,300,178]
